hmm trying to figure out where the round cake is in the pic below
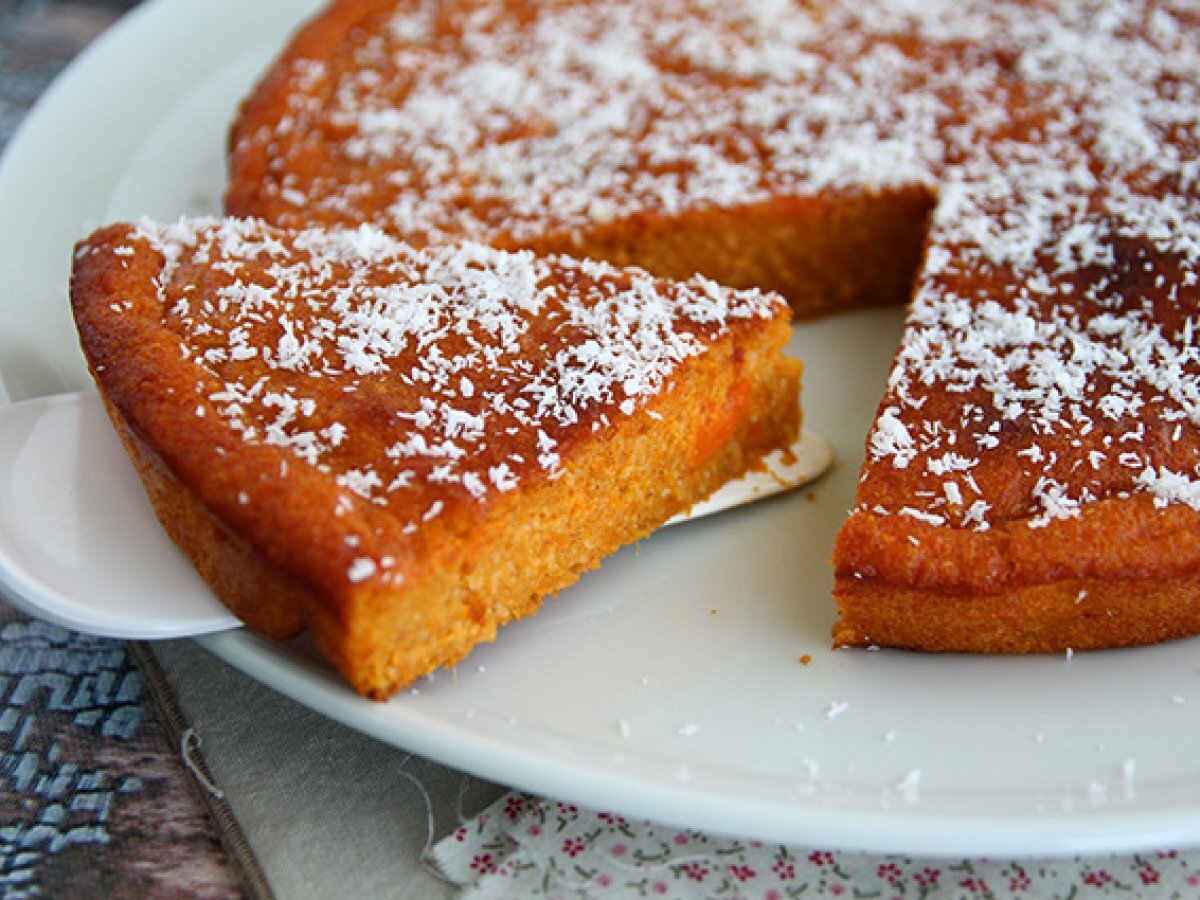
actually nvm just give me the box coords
[227,0,1200,653]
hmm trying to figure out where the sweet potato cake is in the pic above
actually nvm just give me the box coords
[70,218,800,697]
[224,0,1200,654]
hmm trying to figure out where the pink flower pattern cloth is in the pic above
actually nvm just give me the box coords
[432,791,1200,899]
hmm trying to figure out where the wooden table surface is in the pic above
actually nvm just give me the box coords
[0,2,255,896]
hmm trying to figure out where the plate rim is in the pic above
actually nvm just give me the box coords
[200,627,1200,857]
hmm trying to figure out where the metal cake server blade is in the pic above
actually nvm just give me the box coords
[664,425,833,527]
[0,391,833,640]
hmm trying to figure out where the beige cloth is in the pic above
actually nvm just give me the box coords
[151,640,504,899]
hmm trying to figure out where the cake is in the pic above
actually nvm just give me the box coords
[69,218,800,697]
[225,0,1200,653]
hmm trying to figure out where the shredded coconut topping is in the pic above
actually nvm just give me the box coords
[133,218,782,515]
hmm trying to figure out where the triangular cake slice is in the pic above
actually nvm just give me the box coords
[70,218,800,698]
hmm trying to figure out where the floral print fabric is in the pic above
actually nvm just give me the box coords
[432,791,1200,899]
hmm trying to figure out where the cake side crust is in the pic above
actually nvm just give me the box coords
[833,571,1200,655]
[833,496,1200,653]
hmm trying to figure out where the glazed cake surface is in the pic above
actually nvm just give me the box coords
[226,0,1200,652]
[70,218,800,696]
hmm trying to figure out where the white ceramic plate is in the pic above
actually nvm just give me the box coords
[3,0,1200,857]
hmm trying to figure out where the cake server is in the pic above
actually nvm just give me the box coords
[0,390,832,640]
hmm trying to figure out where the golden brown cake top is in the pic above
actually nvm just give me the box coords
[226,0,1200,534]
[74,219,788,534]
[860,259,1200,532]
[229,0,1197,251]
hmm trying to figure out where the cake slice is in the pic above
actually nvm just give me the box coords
[70,218,800,698]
